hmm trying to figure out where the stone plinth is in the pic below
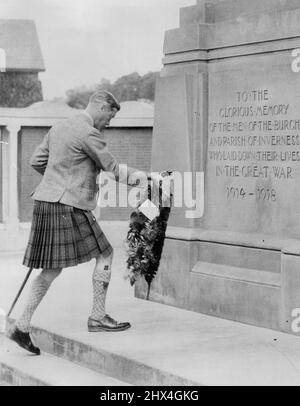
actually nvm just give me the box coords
[136,0,300,335]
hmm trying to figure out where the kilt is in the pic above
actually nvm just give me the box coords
[23,201,113,270]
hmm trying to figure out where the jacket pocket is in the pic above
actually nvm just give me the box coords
[79,185,98,200]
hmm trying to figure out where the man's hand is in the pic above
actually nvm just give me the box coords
[146,171,173,207]
[147,172,163,185]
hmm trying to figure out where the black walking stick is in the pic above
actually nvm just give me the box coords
[7,268,33,318]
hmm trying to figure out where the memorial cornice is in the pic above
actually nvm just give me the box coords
[163,7,300,65]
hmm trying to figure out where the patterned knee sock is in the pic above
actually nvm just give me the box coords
[91,265,111,321]
[15,274,52,333]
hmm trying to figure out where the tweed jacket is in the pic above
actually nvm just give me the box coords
[30,112,143,211]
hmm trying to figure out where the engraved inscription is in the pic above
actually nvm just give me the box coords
[208,89,300,202]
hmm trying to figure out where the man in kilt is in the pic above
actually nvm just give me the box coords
[8,90,152,355]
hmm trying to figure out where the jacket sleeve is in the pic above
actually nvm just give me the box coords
[30,132,49,175]
[82,130,147,187]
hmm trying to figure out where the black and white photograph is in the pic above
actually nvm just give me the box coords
[1,0,300,390]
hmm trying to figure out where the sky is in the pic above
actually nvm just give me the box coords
[0,0,196,99]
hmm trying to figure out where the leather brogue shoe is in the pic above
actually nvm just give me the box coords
[88,314,131,332]
[8,326,40,355]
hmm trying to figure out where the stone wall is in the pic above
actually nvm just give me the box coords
[18,126,48,222]
[100,128,152,221]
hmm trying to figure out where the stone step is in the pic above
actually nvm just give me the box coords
[0,336,130,386]
[4,247,300,386]
[26,324,198,386]
[189,261,281,330]
[5,299,300,386]
[193,261,281,287]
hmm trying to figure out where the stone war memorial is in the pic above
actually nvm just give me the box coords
[136,0,300,335]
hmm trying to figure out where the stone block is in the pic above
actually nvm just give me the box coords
[188,266,280,330]
[164,23,202,55]
[280,253,300,335]
[179,5,206,26]
[152,74,202,228]
[135,238,194,308]
[209,0,300,23]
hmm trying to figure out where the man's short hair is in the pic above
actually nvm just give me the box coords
[89,90,121,111]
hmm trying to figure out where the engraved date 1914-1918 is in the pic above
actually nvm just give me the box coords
[226,186,276,202]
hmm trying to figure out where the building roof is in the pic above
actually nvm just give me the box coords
[0,19,45,72]
[110,101,154,127]
[28,99,77,117]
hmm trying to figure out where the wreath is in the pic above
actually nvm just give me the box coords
[125,172,173,300]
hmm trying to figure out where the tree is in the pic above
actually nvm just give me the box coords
[66,85,96,109]
[66,71,158,109]
[0,72,43,107]
[139,72,158,101]
[112,72,141,101]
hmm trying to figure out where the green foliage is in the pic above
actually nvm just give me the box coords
[66,71,158,109]
[126,207,170,299]
[0,72,43,107]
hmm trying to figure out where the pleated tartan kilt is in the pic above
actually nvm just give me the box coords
[23,201,113,270]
